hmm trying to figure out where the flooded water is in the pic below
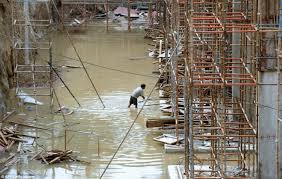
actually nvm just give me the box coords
[5,27,181,179]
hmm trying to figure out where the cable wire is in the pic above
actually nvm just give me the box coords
[51,0,105,108]
[53,53,158,79]
[99,38,182,178]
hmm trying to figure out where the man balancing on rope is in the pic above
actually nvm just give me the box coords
[128,84,146,109]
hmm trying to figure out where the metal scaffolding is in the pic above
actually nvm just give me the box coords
[156,0,264,178]
[12,0,53,117]
[184,0,258,178]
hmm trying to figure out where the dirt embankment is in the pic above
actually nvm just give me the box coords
[0,3,13,118]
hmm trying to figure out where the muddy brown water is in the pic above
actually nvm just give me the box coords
[4,27,181,179]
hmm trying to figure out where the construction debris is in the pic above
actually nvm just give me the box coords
[62,65,82,68]
[0,153,19,174]
[35,150,73,164]
[69,18,85,27]
[34,150,89,165]
[114,7,139,18]
[146,116,175,128]
[0,110,15,122]
[55,106,74,115]
[153,134,184,145]
[0,127,26,152]
[17,91,44,105]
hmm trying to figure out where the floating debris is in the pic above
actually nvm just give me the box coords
[55,106,74,115]
[0,153,19,174]
[69,18,85,27]
[34,150,89,165]
[17,91,44,105]
[0,127,27,151]
[114,7,139,18]
[153,134,184,145]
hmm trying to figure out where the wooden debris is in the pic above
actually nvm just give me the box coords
[69,156,91,165]
[0,127,25,151]
[35,149,91,165]
[7,120,50,131]
[40,154,49,165]
[146,117,176,128]
[0,110,15,122]
[55,106,74,115]
[6,140,15,150]
[35,150,75,164]
[31,150,44,161]
[0,153,18,174]
[17,142,22,153]
[0,131,8,145]
[65,65,82,68]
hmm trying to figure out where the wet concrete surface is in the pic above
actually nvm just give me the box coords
[4,27,181,179]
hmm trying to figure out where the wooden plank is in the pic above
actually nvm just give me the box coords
[0,166,8,174]
[49,156,61,164]
[0,131,8,145]
[0,138,6,146]
[6,140,15,150]
[7,121,50,131]
[31,150,44,161]
[17,142,22,153]
[7,136,26,142]
[40,154,49,165]
[1,154,16,164]
[0,110,15,122]
[146,117,175,128]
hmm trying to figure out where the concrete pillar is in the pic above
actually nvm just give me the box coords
[258,72,282,179]
[232,0,240,98]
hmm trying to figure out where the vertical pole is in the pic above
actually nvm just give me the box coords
[61,0,64,29]
[276,1,282,178]
[98,136,100,157]
[53,89,67,151]
[184,1,189,177]
[252,0,258,176]
[188,0,194,177]
[94,4,96,21]
[64,129,67,151]
[256,0,260,177]
[184,59,189,178]
[84,0,87,28]
[24,0,30,64]
[148,0,152,26]
[127,0,131,32]
[11,0,16,73]
[106,0,109,32]
[49,45,53,113]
